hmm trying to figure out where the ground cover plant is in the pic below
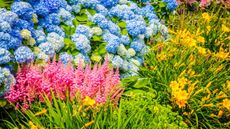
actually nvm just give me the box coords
[0,0,229,129]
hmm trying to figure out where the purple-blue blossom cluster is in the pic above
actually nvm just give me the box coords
[0,0,172,94]
[80,0,168,76]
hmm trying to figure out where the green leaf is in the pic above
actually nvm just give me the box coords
[118,21,126,28]
[76,14,88,22]
[73,19,79,27]
[0,99,7,107]
[97,43,107,55]
[86,21,94,26]
[133,78,151,89]
[91,35,102,42]
[111,17,119,23]
[121,29,128,35]
[72,50,80,56]
[159,2,166,8]
[87,9,96,15]
[64,38,75,49]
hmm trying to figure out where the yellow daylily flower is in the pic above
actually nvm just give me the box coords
[222,25,230,33]
[222,99,230,110]
[83,96,96,106]
[202,13,211,23]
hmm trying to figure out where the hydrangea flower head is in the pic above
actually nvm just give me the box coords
[0,11,18,26]
[14,46,34,63]
[130,38,145,52]
[0,21,12,33]
[117,44,127,57]
[38,42,55,57]
[45,13,61,25]
[42,0,63,12]
[33,2,50,17]
[20,29,32,40]
[71,33,91,54]
[47,32,64,52]
[0,48,12,64]
[126,18,146,37]
[75,25,93,38]
[11,2,34,21]
[59,52,73,64]
[112,55,123,68]
[80,0,99,8]
[99,0,119,8]
[58,8,72,22]
[162,0,178,11]
[92,27,103,36]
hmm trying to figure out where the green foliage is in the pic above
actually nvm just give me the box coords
[0,0,13,9]
[3,92,188,129]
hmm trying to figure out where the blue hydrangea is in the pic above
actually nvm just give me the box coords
[106,41,120,54]
[92,14,109,29]
[135,56,144,65]
[33,2,50,17]
[74,53,90,65]
[127,61,139,75]
[0,48,12,64]
[13,19,34,32]
[112,55,123,68]
[162,0,178,11]
[58,8,72,21]
[59,52,73,64]
[0,11,18,25]
[42,0,63,12]
[8,31,23,49]
[130,38,145,52]
[0,21,11,33]
[80,0,99,8]
[38,42,55,57]
[99,0,119,8]
[128,2,142,15]
[45,25,65,37]
[126,18,146,37]
[107,21,121,36]
[0,67,15,97]
[66,5,73,12]
[47,32,64,52]
[14,46,34,63]
[45,13,60,25]
[145,13,158,21]
[95,4,108,16]
[103,33,121,54]
[71,33,91,54]
[0,32,12,49]
[0,8,7,14]
[141,4,154,15]
[36,52,49,62]
[34,29,47,44]
[75,25,93,38]
[72,4,81,14]
[120,35,130,45]
[109,5,135,20]
[11,2,34,21]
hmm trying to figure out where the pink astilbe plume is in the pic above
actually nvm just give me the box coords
[5,58,124,109]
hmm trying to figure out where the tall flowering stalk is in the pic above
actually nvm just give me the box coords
[6,58,123,109]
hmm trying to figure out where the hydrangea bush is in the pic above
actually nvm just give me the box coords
[0,0,176,97]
